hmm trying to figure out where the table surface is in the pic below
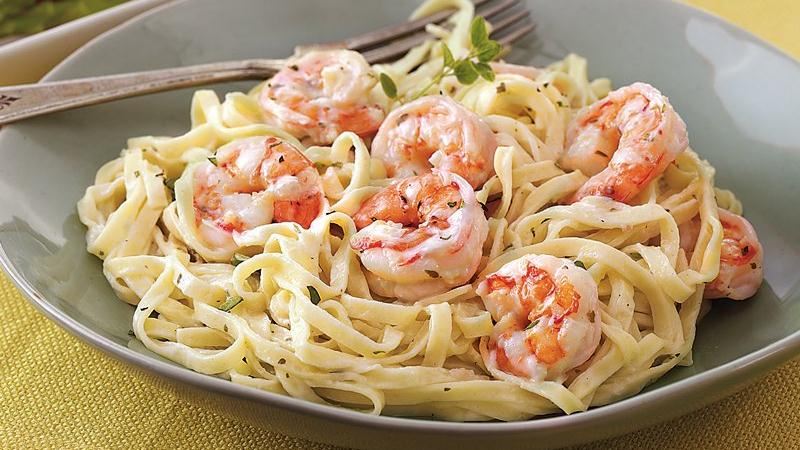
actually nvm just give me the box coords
[1,0,799,448]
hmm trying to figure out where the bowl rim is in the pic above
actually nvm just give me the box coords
[1,0,799,436]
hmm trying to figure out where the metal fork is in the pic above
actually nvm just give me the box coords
[0,0,534,126]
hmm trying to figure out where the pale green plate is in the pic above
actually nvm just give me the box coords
[1,0,799,448]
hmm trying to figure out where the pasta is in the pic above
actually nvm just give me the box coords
[77,0,764,421]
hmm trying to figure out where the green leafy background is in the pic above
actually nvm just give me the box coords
[0,0,126,38]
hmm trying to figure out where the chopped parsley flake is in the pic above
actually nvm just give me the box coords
[231,253,249,266]
[218,296,243,312]
[307,285,321,305]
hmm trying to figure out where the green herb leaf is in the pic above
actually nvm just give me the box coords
[476,40,502,62]
[231,253,249,266]
[470,16,489,48]
[474,61,495,81]
[218,295,243,312]
[379,73,398,99]
[442,42,455,68]
[447,201,457,207]
[425,270,440,278]
[208,156,218,166]
[525,319,540,330]
[574,260,587,270]
[453,60,479,85]
[307,285,321,305]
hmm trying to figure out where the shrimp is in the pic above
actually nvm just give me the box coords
[259,49,385,145]
[680,208,764,300]
[193,136,325,250]
[350,170,489,301]
[370,95,498,189]
[476,254,601,381]
[560,82,688,204]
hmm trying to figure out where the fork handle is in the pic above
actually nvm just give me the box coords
[0,59,285,126]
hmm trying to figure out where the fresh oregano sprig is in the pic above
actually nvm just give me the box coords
[380,16,503,102]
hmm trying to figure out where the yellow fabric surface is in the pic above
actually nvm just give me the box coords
[1,1,798,448]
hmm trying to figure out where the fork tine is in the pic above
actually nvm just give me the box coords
[345,0,492,52]
[362,1,531,64]
[493,16,536,47]
[476,0,522,23]
[487,8,530,35]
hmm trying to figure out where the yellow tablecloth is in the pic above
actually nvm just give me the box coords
[1,1,799,448]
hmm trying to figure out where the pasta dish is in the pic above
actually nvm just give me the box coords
[77,0,764,421]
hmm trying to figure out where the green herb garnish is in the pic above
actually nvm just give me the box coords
[380,17,502,102]
[425,270,440,278]
[574,260,587,270]
[379,72,398,99]
[307,285,321,305]
[230,253,249,266]
[218,295,243,312]
[208,156,218,166]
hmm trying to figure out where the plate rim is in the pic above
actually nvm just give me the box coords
[1,0,799,437]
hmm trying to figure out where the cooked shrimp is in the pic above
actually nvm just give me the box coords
[370,95,498,189]
[350,170,489,301]
[476,254,601,381]
[193,136,325,249]
[680,208,764,300]
[259,49,385,145]
[560,82,688,203]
